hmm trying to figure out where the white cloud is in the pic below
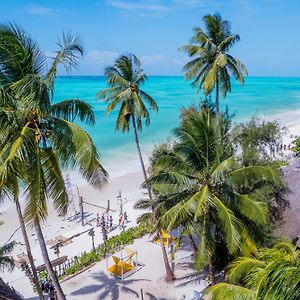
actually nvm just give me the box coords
[106,0,170,12]
[141,54,184,66]
[173,0,206,8]
[86,50,183,69]
[27,5,58,16]
[86,50,119,65]
[106,0,208,13]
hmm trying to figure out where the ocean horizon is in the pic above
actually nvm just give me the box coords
[54,76,300,178]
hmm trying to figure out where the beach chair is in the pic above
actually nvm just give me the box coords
[154,230,176,247]
[106,247,142,279]
[107,255,135,278]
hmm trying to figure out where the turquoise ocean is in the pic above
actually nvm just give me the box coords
[54,76,300,177]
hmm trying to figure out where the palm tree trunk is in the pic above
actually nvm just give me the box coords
[34,221,66,300]
[15,198,44,300]
[208,261,216,285]
[215,77,219,114]
[131,114,153,204]
[159,232,175,282]
[131,114,175,281]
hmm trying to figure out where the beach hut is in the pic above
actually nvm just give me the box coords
[106,248,141,280]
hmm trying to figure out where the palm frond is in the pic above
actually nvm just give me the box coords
[51,99,95,125]
[206,283,256,300]
[46,31,83,91]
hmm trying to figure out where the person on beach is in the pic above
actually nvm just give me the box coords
[124,211,128,223]
[96,213,100,227]
[101,214,105,227]
[106,214,109,229]
[118,215,122,229]
[122,217,126,230]
[109,215,113,231]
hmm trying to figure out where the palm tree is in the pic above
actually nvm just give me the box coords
[0,24,108,299]
[97,54,158,203]
[134,191,176,281]
[207,241,300,299]
[180,13,248,113]
[149,108,277,283]
[97,54,175,280]
[0,154,44,298]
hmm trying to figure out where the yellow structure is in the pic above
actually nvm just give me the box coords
[106,248,138,279]
[154,230,176,247]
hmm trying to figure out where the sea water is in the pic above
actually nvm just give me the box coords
[54,76,300,177]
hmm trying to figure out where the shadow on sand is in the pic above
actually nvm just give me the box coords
[70,271,150,300]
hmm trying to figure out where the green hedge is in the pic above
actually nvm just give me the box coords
[59,222,151,279]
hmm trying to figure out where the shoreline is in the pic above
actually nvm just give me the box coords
[1,107,300,298]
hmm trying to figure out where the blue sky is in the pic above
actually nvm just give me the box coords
[1,0,299,76]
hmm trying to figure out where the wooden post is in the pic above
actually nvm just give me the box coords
[79,196,84,226]
[140,289,144,300]
[107,199,110,213]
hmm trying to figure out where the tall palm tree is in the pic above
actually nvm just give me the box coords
[207,241,300,299]
[97,54,158,202]
[0,24,108,299]
[180,13,248,113]
[96,54,175,280]
[0,171,44,299]
[149,109,277,283]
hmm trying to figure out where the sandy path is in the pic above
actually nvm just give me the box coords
[0,170,145,298]
[62,235,207,300]
[277,157,300,240]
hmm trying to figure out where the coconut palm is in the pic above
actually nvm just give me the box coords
[97,54,158,203]
[207,241,300,299]
[149,108,277,283]
[180,13,248,113]
[96,55,176,280]
[0,24,108,299]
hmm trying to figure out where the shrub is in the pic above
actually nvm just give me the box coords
[56,222,152,280]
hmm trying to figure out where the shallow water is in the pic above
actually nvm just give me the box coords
[54,76,300,176]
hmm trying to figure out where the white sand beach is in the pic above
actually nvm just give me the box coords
[0,170,146,298]
[1,115,300,299]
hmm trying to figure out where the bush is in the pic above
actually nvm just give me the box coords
[79,251,99,267]
[57,222,152,280]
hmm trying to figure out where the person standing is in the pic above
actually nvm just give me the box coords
[96,213,100,227]
[124,211,128,223]
[118,215,122,229]
[109,215,113,231]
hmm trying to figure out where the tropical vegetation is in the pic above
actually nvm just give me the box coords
[0,11,297,300]
[0,222,23,299]
[180,13,248,112]
[97,53,158,201]
[98,54,176,281]
[146,103,282,283]
[207,241,300,299]
[0,24,107,299]
[0,237,15,273]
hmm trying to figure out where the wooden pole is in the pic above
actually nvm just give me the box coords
[107,199,110,213]
[79,196,84,226]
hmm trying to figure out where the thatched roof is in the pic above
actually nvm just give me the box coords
[0,277,23,300]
